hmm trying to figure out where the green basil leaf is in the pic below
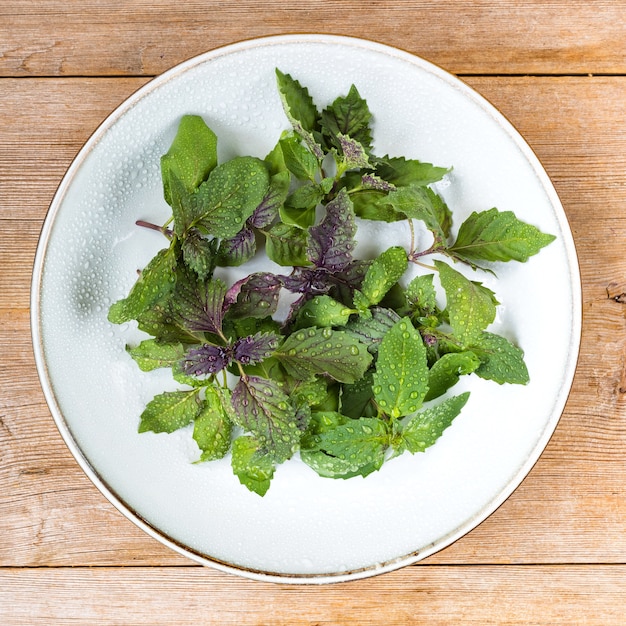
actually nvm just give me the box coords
[373,317,429,418]
[425,352,481,401]
[161,115,218,205]
[231,435,275,496]
[276,327,372,384]
[360,246,408,306]
[374,155,450,187]
[138,389,201,434]
[435,260,497,347]
[471,332,530,385]
[193,387,232,462]
[194,156,269,238]
[294,295,353,330]
[399,392,470,454]
[264,222,311,266]
[127,339,185,372]
[449,207,556,266]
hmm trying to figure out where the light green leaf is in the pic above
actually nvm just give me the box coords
[471,332,530,385]
[374,155,450,187]
[449,207,556,266]
[127,339,185,372]
[275,327,373,384]
[193,387,232,462]
[108,244,178,324]
[279,134,320,181]
[231,435,275,496]
[138,389,201,434]
[373,317,428,419]
[406,273,438,317]
[360,246,408,306]
[373,317,429,418]
[161,115,218,205]
[294,295,353,330]
[425,352,481,401]
[435,260,497,347]
[400,392,470,454]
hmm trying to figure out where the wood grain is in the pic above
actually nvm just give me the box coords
[1,1,626,77]
[1,565,626,625]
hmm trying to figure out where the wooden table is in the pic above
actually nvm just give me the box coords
[2,2,626,623]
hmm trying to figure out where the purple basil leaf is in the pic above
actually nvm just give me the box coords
[224,272,283,320]
[327,259,371,303]
[248,170,290,229]
[306,188,356,271]
[172,267,227,334]
[231,376,300,462]
[217,226,256,267]
[282,267,331,295]
[180,344,232,376]
[233,332,280,365]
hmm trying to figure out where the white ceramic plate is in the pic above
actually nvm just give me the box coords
[31,34,581,583]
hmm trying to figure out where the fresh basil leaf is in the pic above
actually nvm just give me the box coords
[294,295,353,330]
[216,226,256,267]
[193,387,232,462]
[387,185,451,240]
[351,189,403,222]
[264,222,311,266]
[279,134,320,182]
[344,306,401,353]
[136,302,202,345]
[399,392,469,454]
[231,376,300,463]
[471,332,530,385]
[181,229,218,279]
[336,134,372,171]
[307,189,356,271]
[449,207,556,266]
[340,369,377,419]
[224,273,283,320]
[138,389,201,434]
[275,69,323,159]
[194,156,269,238]
[161,115,218,205]
[108,244,178,324]
[127,339,185,372]
[320,84,373,153]
[360,246,408,307]
[374,155,450,187]
[276,327,372,384]
[406,273,438,317]
[373,317,429,418]
[435,260,497,347]
[248,170,290,229]
[425,351,481,401]
[232,332,280,366]
[231,435,275,496]
[180,343,231,376]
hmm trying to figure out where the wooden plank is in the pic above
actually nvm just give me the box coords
[3,76,626,568]
[1,565,626,625]
[1,1,626,77]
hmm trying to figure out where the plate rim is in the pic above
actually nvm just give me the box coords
[30,32,582,584]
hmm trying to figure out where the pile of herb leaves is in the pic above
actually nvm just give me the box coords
[108,69,555,496]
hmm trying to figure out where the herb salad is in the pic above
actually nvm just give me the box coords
[108,69,555,496]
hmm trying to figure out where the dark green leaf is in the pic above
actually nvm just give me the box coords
[374,155,450,187]
[406,273,438,317]
[340,369,377,419]
[264,222,311,266]
[181,230,218,279]
[279,134,320,181]
[387,185,451,240]
[360,246,408,307]
[275,327,372,384]
[193,156,269,238]
[320,84,373,152]
[351,189,403,222]
[344,306,401,353]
